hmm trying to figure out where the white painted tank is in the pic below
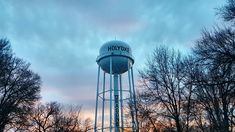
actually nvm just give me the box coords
[97,40,134,74]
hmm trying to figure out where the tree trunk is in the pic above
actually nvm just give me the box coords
[222,97,230,132]
[0,124,5,132]
[175,115,182,132]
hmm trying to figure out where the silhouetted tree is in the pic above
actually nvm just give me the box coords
[28,102,82,132]
[192,65,234,132]
[137,1,235,131]
[83,118,92,132]
[193,28,235,71]
[180,57,198,132]
[219,0,235,23]
[136,94,158,132]
[191,1,235,131]
[193,28,235,132]
[28,102,60,132]
[139,46,194,132]
[54,104,82,132]
[0,39,41,131]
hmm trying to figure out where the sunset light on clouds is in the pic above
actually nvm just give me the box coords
[0,0,225,120]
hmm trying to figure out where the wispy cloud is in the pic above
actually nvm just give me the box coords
[0,0,225,113]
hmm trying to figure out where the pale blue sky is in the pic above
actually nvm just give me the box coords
[0,0,225,115]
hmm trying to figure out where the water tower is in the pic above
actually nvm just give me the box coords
[94,40,139,132]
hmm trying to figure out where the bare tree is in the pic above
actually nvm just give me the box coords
[83,118,92,132]
[139,46,194,132]
[219,0,235,23]
[193,28,235,132]
[136,94,158,132]
[0,39,41,131]
[181,57,198,132]
[191,64,234,132]
[54,104,82,132]
[28,102,61,132]
[28,102,82,132]
[193,28,235,71]
[191,1,235,131]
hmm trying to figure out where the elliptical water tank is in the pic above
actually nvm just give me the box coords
[96,40,134,74]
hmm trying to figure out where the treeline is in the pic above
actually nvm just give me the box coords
[0,39,92,132]
[137,1,235,132]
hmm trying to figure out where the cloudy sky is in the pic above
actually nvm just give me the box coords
[0,0,225,119]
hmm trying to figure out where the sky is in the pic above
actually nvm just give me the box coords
[0,0,225,119]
